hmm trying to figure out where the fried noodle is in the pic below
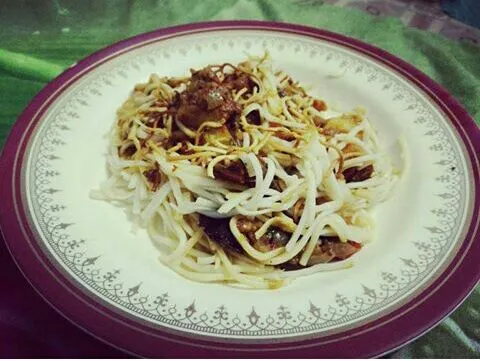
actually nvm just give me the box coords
[91,53,399,289]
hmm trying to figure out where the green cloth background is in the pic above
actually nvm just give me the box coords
[0,0,478,358]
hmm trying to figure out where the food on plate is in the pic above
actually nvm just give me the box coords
[92,53,398,288]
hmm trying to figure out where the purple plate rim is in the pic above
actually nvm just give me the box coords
[0,20,479,358]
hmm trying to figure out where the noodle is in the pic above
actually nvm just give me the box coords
[92,53,399,289]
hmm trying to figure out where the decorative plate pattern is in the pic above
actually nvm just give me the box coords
[1,22,478,357]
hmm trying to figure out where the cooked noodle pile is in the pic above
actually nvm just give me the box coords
[92,53,398,289]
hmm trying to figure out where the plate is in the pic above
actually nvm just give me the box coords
[0,21,479,358]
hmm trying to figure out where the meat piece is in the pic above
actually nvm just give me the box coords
[176,82,241,130]
[191,67,221,84]
[213,160,248,185]
[279,257,302,271]
[249,226,292,253]
[279,238,361,269]
[223,70,255,92]
[143,166,162,191]
[213,159,259,187]
[245,176,257,188]
[120,144,136,158]
[168,66,243,130]
[220,99,242,123]
[164,127,191,149]
[205,88,225,110]
[313,115,327,127]
[315,196,330,205]
[175,104,204,129]
[284,166,297,175]
[342,164,374,183]
[322,239,361,260]
[167,66,255,141]
[312,99,327,112]
[169,130,189,144]
[246,109,261,125]
[275,131,296,141]
[307,249,335,265]
[308,238,361,265]
[192,84,230,109]
[271,177,286,192]
[168,91,181,108]
[199,215,242,253]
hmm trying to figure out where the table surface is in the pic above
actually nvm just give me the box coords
[0,0,479,358]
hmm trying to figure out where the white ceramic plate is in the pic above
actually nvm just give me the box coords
[1,21,478,358]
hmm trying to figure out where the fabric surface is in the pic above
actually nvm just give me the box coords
[441,0,480,30]
[0,0,479,358]
[323,0,480,45]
